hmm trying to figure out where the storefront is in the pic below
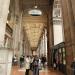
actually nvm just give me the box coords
[51,42,66,74]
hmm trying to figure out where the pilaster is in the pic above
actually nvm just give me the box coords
[47,6,54,67]
[0,1,13,75]
[0,0,10,47]
[61,0,75,74]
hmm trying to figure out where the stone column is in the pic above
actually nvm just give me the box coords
[47,6,54,67]
[13,18,20,54]
[42,34,44,55]
[0,1,14,75]
[61,0,75,74]
[69,0,75,58]
[0,0,10,47]
[38,42,41,57]
[38,46,40,57]
[44,32,45,55]
[24,36,31,56]
[70,0,75,21]
[44,29,47,57]
[12,13,24,63]
[41,36,44,55]
[12,0,23,56]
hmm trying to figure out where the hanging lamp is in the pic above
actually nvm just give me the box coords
[28,0,42,16]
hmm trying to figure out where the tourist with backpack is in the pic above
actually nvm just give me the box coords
[32,56,39,75]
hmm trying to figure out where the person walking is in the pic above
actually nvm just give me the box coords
[25,56,30,75]
[32,56,39,75]
[41,55,46,68]
[30,56,34,71]
[12,55,17,66]
[20,55,24,68]
[71,58,75,75]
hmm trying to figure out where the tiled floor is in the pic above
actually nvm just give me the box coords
[11,66,64,75]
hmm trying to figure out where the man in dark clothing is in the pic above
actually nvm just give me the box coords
[33,56,39,75]
[41,56,46,68]
[71,58,75,75]
[20,55,24,68]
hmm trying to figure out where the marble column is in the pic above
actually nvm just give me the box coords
[61,0,75,74]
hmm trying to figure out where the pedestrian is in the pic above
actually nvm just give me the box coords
[13,55,17,66]
[30,56,34,71]
[53,62,56,70]
[71,58,75,75]
[32,56,39,75]
[20,55,24,68]
[38,58,42,70]
[41,55,46,68]
[25,56,30,75]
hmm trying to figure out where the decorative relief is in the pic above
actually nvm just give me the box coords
[24,23,44,47]
[53,20,62,25]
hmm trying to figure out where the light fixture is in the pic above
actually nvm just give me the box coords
[28,0,42,16]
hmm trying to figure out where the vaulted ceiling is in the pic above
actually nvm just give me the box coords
[22,15,47,48]
[8,0,54,50]
[21,0,49,49]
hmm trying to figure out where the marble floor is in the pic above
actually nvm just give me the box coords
[11,66,64,75]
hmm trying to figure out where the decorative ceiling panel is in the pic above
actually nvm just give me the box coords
[24,23,44,47]
[22,15,47,23]
[22,4,47,49]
